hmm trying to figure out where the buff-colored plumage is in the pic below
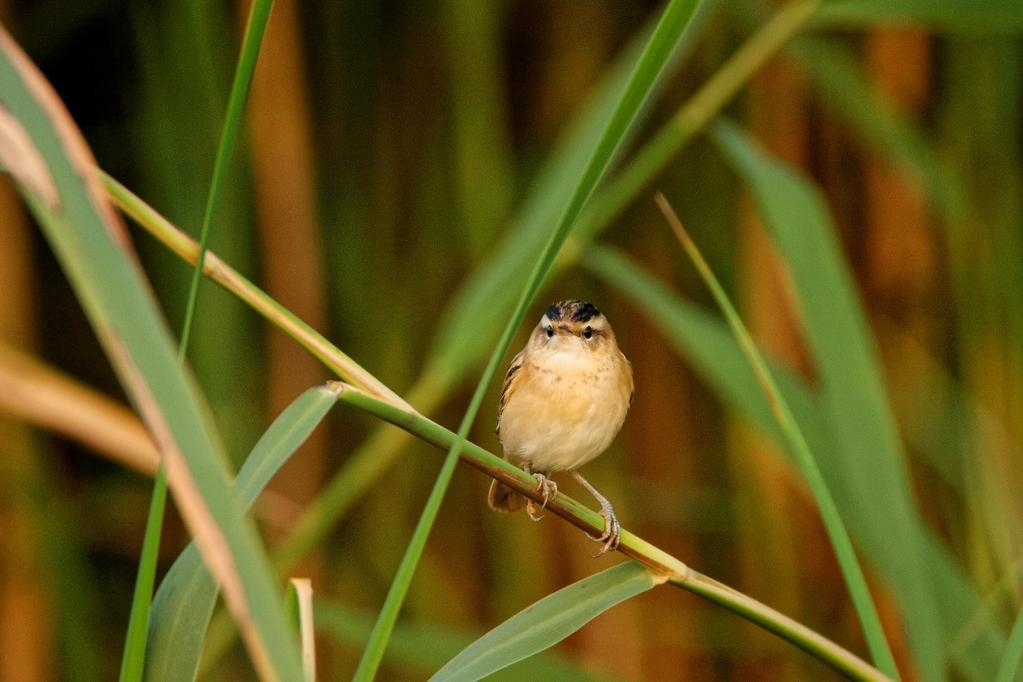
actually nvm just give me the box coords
[488,300,633,523]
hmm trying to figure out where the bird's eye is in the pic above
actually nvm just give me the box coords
[545,326,554,338]
[583,326,593,339]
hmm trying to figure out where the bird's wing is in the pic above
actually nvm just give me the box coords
[622,351,635,407]
[496,349,525,438]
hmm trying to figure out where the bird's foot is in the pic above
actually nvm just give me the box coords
[570,471,621,556]
[588,499,621,557]
[525,473,558,521]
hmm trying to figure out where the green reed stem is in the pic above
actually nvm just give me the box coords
[334,381,889,682]
[117,3,274,680]
[106,0,821,603]
[655,193,899,678]
[106,3,826,672]
[350,1,704,678]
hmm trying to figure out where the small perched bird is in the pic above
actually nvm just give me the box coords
[488,299,634,555]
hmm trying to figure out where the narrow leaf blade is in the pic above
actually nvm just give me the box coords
[122,0,275,678]
[0,26,303,681]
[711,119,994,679]
[432,562,659,682]
[352,1,706,678]
[144,385,338,682]
[286,578,317,682]
[314,601,612,682]
[654,194,897,675]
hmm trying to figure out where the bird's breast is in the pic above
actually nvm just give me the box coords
[498,348,631,473]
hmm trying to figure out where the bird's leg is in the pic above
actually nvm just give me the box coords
[523,465,558,522]
[571,472,621,556]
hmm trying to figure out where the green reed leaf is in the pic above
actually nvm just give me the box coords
[145,385,338,682]
[432,563,658,682]
[351,2,706,679]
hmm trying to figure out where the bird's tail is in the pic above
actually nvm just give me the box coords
[488,479,526,512]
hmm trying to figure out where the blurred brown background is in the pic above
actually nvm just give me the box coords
[0,0,1021,679]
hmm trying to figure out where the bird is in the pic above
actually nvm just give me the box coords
[488,299,634,555]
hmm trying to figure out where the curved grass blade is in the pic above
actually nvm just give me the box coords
[654,195,898,677]
[0,342,160,475]
[590,244,989,511]
[315,601,614,682]
[285,578,316,682]
[351,2,706,679]
[120,1,275,679]
[426,0,774,385]
[810,0,1023,33]
[144,384,338,682]
[426,0,716,383]
[131,0,270,565]
[586,245,1006,677]
[431,562,661,681]
[0,25,301,682]
[569,0,819,248]
[102,172,412,411]
[176,0,273,361]
[121,469,171,682]
[711,120,966,680]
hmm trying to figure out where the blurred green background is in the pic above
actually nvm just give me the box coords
[1,0,1022,679]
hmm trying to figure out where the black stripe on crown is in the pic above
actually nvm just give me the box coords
[548,300,600,323]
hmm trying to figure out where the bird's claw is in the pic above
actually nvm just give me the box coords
[525,473,557,521]
[588,502,621,557]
